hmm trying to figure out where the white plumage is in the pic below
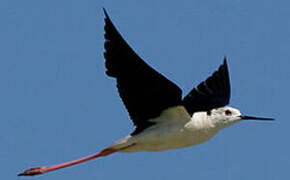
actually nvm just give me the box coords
[111,106,240,152]
[18,9,273,177]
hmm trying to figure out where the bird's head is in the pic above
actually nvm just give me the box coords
[210,106,274,128]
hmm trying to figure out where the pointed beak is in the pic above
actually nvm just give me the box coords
[239,115,274,121]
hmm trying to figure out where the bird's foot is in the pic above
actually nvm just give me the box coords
[18,167,45,176]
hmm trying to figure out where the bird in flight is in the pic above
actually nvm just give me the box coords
[19,9,273,176]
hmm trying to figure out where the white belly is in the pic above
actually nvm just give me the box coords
[114,122,219,152]
[137,125,218,152]
[109,107,220,152]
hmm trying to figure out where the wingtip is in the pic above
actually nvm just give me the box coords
[223,56,227,64]
[103,8,109,18]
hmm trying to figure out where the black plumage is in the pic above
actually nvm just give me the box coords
[103,9,182,135]
[103,9,231,135]
[182,59,231,116]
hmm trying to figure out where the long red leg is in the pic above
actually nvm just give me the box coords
[18,144,135,176]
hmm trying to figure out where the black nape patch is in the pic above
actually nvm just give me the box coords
[207,110,211,116]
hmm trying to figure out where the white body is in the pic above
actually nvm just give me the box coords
[109,106,232,152]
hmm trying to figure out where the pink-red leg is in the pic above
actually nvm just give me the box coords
[18,144,135,176]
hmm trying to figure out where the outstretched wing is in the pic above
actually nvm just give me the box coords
[182,58,231,116]
[103,9,182,135]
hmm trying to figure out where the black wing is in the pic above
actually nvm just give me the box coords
[103,9,182,135]
[182,58,231,116]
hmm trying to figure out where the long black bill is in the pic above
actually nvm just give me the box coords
[240,115,274,121]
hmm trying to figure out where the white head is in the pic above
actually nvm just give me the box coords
[209,106,274,128]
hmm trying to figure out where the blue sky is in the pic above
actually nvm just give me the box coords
[1,0,289,179]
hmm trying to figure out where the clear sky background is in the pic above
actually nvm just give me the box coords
[1,0,289,180]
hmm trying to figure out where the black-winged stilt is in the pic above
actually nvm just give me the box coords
[19,9,273,176]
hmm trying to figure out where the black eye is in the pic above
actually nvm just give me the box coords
[225,110,232,116]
